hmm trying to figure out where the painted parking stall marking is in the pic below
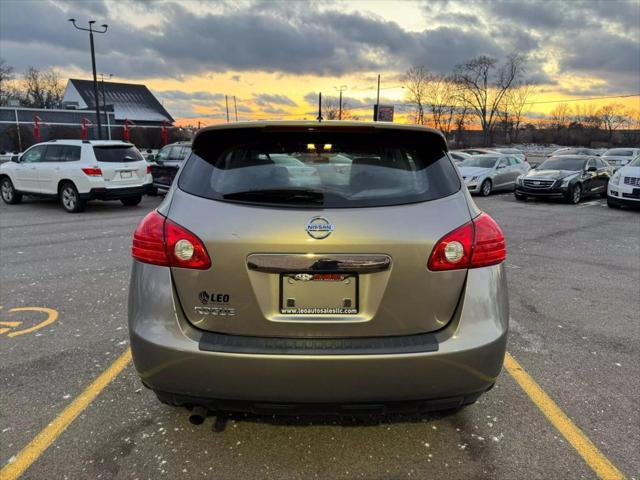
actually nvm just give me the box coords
[0,348,132,480]
[0,307,58,338]
[504,353,626,480]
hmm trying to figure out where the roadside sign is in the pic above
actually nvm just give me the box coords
[374,104,394,122]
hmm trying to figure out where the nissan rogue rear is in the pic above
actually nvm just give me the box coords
[128,122,509,415]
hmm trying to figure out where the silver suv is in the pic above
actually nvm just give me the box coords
[128,122,508,415]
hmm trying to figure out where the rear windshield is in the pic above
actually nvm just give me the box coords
[178,131,460,208]
[93,145,143,163]
[540,158,586,171]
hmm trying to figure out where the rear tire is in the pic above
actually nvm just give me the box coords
[59,182,85,213]
[147,186,159,197]
[121,195,142,206]
[0,177,22,204]
[607,197,621,209]
[480,179,492,197]
[566,183,582,204]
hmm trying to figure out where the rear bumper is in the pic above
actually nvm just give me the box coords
[128,263,509,405]
[83,184,152,201]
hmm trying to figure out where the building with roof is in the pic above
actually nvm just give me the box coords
[62,79,174,125]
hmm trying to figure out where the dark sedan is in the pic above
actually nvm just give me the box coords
[149,142,191,192]
[515,156,611,204]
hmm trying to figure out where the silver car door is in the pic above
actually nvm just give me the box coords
[494,157,510,187]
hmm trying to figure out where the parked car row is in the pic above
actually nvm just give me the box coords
[2,137,637,212]
[450,145,639,208]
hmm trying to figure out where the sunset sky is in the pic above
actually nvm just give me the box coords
[1,0,639,126]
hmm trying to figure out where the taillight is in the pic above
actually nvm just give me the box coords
[427,222,473,271]
[82,167,102,176]
[146,165,152,174]
[470,213,506,268]
[428,213,505,271]
[132,211,211,270]
[164,218,211,269]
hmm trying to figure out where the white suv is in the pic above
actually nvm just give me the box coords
[0,140,152,213]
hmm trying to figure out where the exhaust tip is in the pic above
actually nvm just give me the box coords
[188,406,208,425]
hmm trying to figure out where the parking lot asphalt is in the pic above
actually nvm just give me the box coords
[1,193,638,480]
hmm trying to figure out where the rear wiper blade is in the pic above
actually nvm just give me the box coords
[223,188,324,204]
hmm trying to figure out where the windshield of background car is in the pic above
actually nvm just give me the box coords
[459,156,498,168]
[93,145,144,162]
[178,131,460,208]
[554,149,592,156]
[604,149,634,156]
[629,156,640,167]
[540,157,586,171]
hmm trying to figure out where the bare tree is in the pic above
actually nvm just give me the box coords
[425,74,457,135]
[452,106,470,147]
[547,103,572,143]
[597,103,628,145]
[0,59,15,106]
[322,97,357,120]
[453,53,526,145]
[504,83,536,142]
[402,66,430,125]
[20,67,65,108]
[573,103,601,130]
[548,103,571,130]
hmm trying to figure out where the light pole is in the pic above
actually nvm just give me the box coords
[69,19,108,139]
[334,85,347,120]
[375,74,381,121]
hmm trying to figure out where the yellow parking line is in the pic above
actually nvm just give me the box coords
[0,348,132,480]
[504,352,626,480]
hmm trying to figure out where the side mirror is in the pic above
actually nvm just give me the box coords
[531,165,537,169]
[11,155,20,163]
[587,166,597,172]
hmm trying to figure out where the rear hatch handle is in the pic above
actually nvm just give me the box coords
[247,254,392,273]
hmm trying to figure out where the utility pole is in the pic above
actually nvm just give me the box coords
[225,95,230,123]
[234,96,238,122]
[334,85,347,120]
[375,74,381,122]
[317,92,323,122]
[69,19,108,139]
